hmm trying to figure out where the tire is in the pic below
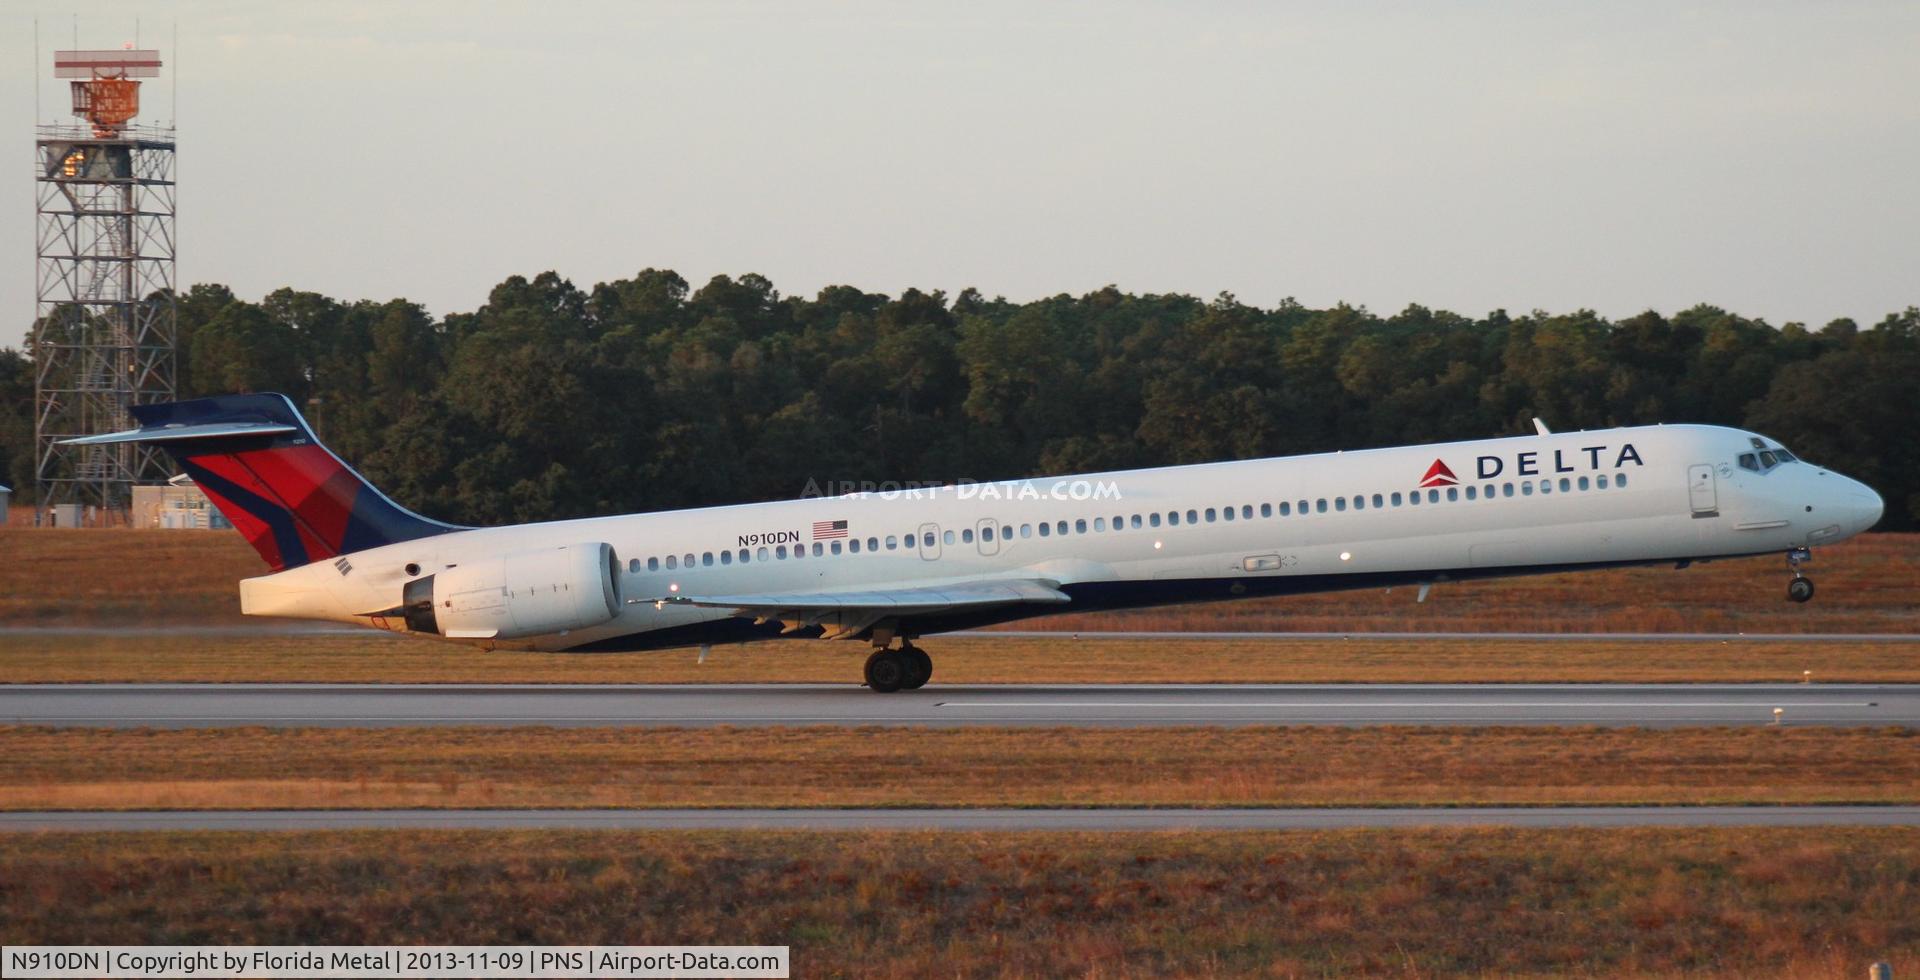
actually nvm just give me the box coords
[1787,577,1815,603]
[902,648,933,690]
[864,650,907,693]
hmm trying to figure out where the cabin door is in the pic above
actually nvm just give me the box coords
[1687,464,1719,518]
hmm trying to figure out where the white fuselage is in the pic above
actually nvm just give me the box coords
[240,423,1884,651]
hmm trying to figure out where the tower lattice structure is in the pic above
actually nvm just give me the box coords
[33,48,177,521]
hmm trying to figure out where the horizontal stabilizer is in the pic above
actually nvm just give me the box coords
[59,420,299,446]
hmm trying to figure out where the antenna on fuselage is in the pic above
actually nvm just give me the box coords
[1532,417,1552,436]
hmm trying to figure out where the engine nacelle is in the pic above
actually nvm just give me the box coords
[402,542,621,640]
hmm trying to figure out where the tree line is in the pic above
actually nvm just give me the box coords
[3,271,1916,529]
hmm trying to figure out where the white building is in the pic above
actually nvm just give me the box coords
[131,474,231,530]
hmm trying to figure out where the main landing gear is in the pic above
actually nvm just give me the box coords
[1786,547,1815,603]
[864,641,933,693]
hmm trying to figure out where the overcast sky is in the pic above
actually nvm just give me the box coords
[8,1,1918,330]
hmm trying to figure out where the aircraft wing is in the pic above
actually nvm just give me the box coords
[635,578,1070,638]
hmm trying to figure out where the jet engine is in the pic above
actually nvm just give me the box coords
[401,542,622,640]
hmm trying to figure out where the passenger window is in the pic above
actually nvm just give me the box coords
[1261,503,1273,518]
[1075,519,1088,533]
[1186,509,1198,524]
[757,546,770,561]
[1428,489,1440,503]
[943,530,955,545]
[1222,507,1234,522]
[1521,482,1533,496]
[1316,499,1328,514]
[1616,473,1629,487]
[1447,487,1459,502]
[1021,524,1033,538]
[703,552,714,566]
[1132,515,1144,528]
[962,528,975,544]
[647,557,660,571]
[1578,476,1590,491]
[1539,480,1551,494]
[983,526,996,541]
[1372,494,1384,508]
[1039,522,1051,537]
[1464,486,1476,500]
[1057,520,1069,535]
[886,535,897,550]
[920,533,933,548]
[1205,508,1217,522]
[868,536,879,551]
[1597,475,1609,489]
[720,551,732,565]
[1391,492,1403,507]
[1095,517,1107,531]
[1351,496,1363,511]
[1503,483,1514,497]
[1113,515,1125,529]
[1408,492,1420,506]
[1150,513,1162,527]
[628,558,641,573]
[1297,500,1309,514]
[1168,511,1181,526]
[775,545,787,560]
[684,554,694,568]
[830,542,842,555]
[1558,478,1571,493]
[666,555,677,570]
[850,539,862,553]
[739,549,751,563]
[1279,502,1291,516]
[1243,505,1254,519]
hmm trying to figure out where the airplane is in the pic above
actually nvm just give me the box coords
[68,394,1884,692]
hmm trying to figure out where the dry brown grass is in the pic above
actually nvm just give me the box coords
[5,630,1919,684]
[2,725,1914,810]
[2,827,1915,975]
[3,527,1916,632]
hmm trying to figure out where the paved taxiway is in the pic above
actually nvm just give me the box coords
[3,806,1916,832]
[2,683,1912,728]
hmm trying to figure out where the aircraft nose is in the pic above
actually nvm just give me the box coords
[1848,481,1885,533]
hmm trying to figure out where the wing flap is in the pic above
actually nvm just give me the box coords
[638,578,1070,616]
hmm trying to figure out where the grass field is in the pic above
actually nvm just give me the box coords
[5,629,1919,684]
[2,725,1915,810]
[3,527,1916,633]
[3,827,1915,975]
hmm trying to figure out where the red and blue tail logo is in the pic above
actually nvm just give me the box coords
[115,394,459,571]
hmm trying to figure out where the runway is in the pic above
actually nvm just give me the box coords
[3,806,1915,832]
[2,683,1912,728]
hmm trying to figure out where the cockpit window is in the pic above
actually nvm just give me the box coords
[1738,453,1760,472]
[1758,450,1779,468]
[1774,447,1796,462]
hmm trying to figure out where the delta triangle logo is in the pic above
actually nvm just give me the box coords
[1419,459,1458,488]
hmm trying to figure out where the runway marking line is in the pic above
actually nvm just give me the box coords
[936,701,1880,709]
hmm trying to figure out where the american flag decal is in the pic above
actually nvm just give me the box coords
[812,519,849,540]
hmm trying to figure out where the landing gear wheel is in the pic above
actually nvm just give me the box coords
[901,647,933,690]
[1787,577,1815,603]
[864,649,909,693]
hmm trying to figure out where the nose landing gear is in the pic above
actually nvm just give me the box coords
[1786,547,1815,603]
[863,640,933,693]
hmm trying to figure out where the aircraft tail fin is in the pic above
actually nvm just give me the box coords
[63,393,460,571]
